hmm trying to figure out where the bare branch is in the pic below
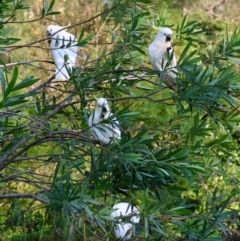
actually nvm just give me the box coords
[4,5,118,53]
[0,192,49,203]
[202,0,226,20]
[7,36,50,52]
[0,59,54,68]
[0,94,72,168]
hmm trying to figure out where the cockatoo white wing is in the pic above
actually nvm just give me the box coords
[47,25,78,80]
[50,31,77,80]
[89,125,113,144]
[106,112,121,140]
[148,40,167,71]
[55,31,77,66]
[88,114,121,144]
[88,109,100,127]
[114,223,133,240]
[88,98,121,144]
[53,55,69,80]
[148,32,177,71]
[110,202,140,240]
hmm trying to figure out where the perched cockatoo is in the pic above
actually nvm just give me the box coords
[102,0,110,4]
[148,27,178,91]
[110,202,140,240]
[46,25,78,80]
[88,98,121,144]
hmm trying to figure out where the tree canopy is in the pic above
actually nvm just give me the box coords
[1,0,240,240]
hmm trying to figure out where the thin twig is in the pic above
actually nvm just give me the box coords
[0,192,49,203]
[0,59,54,68]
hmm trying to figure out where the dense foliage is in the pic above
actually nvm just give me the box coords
[1,0,240,240]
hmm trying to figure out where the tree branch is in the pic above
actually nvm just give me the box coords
[0,192,49,203]
[0,59,54,68]
[5,4,118,52]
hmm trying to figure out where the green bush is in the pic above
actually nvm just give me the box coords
[1,0,240,240]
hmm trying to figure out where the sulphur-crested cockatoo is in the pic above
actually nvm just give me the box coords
[88,98,121,144]
[110,202,140,240]
[148,27,178,90]
[46,25,78,80]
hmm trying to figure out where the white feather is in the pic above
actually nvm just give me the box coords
[88,98,121,144]
[110,202,140,240]
[148,27,178,90]
[46,25,78,80]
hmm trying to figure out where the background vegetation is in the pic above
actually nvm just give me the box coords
[1,0,240,240]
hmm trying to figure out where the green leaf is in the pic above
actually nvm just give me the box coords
[227,56,240,64]
[12,76,39,91]
[186,165,205,173]
[206,134,229,147]
[43,0,49,11]
[4,66,18,98]
[79,29,84,41]
[136,0,153,3]
[45,11,61,16]
[131,17,139,31]
[118,152,142,161]
[0,68,6,96]
[167,207,192,215]
[48,0,55,11]
[2,97,28,107]
[130,44,146,55]
[41,7,45,17]
[119,111,139,117]
[2,91,38,107]
[178,41,193,64]
[77,34,93,47]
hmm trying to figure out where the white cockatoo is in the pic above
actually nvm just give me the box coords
[102,0,110,4]
[110,202,140,240]
[46,25,78,80]
[88,98,121,144]
[148,27,178,90]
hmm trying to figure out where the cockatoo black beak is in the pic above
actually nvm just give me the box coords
[46,31,51,44]
[46,30,51,37]
[100,105,108,119]
[100,109,105,119]
[102,106,107,113]
[166,35,171,41]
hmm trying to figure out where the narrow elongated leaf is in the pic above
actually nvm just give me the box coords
[13,76,39,91]
[0,68,6,96]
[118,152,142,161]
[130,44,146,55]
[43,0,49,11]
[48,0,55,11]
[4,66,18,98]
[178,41,193,64]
